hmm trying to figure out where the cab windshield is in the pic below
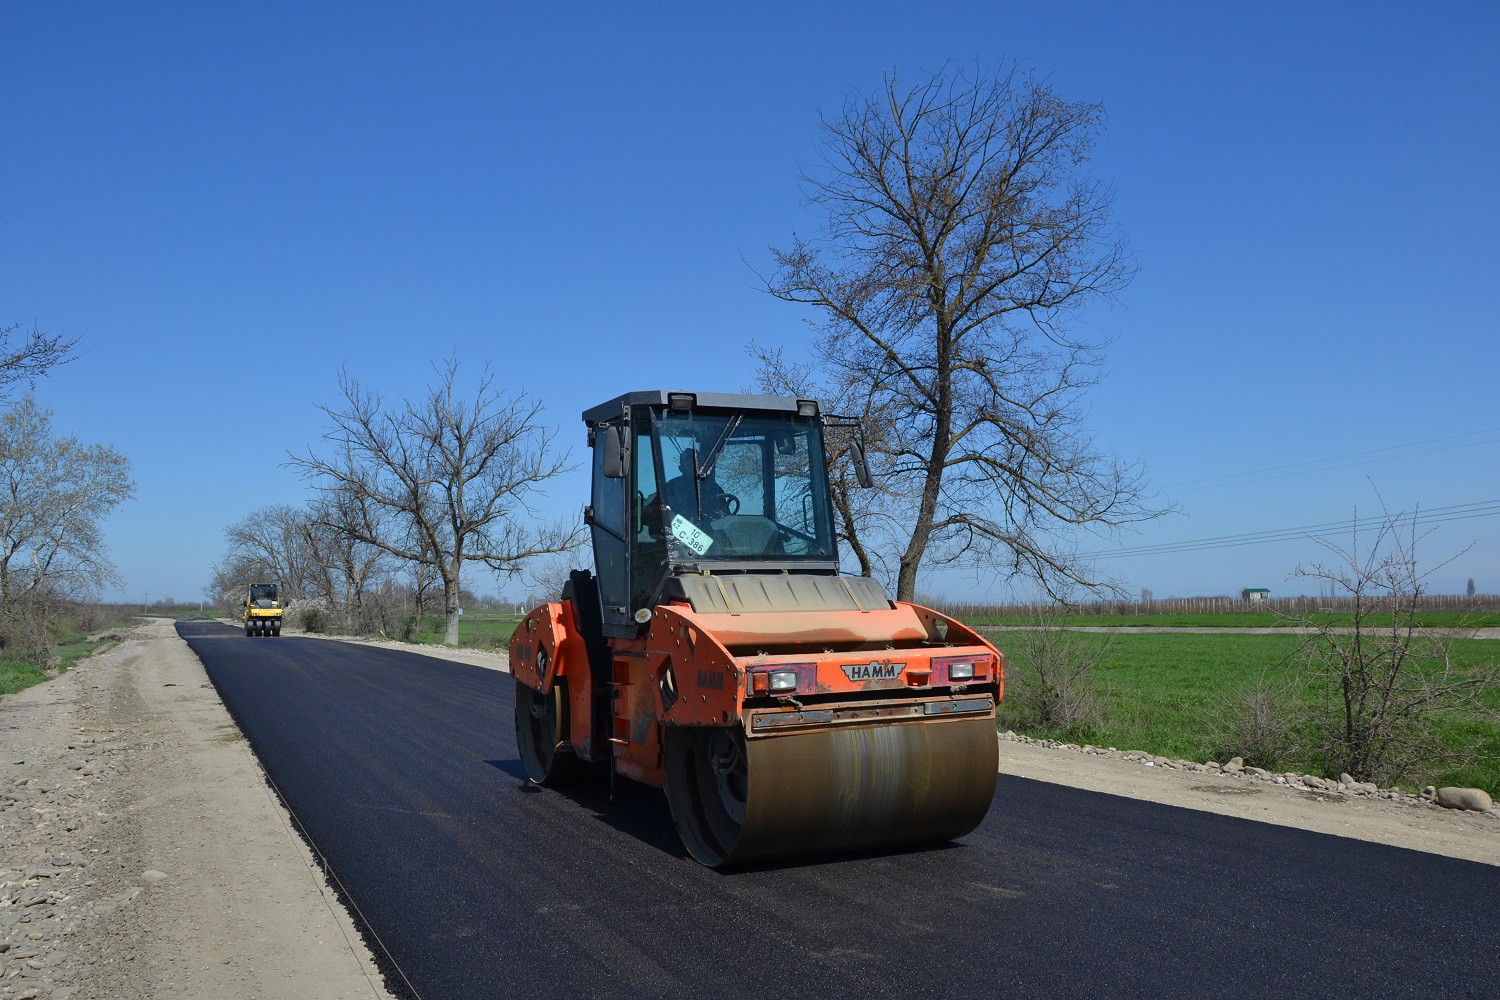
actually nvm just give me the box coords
[250,585,279,607]
[645,409,835,561]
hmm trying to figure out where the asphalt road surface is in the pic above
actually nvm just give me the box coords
[177,621,1500,999]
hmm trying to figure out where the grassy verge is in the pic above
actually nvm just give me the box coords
[994,631,1500,794]
[0,629,127,697]
[969,611,1500,629]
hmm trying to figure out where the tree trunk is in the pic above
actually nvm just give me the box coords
[895,403,951,602]
[894,306,952,602]
[832,486,873,578]
[443,577,461,646]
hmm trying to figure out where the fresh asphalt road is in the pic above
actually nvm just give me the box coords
[176,621,1499,999]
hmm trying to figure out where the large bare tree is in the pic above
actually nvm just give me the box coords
[290,360,579,645]
[765,64,1161,600]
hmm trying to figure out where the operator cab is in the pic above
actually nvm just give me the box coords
[582,391,873,636]
[248,583,280,609]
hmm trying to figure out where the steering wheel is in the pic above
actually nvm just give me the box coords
[716,492,740,515]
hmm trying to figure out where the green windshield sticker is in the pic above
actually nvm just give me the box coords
[670,514,714,556]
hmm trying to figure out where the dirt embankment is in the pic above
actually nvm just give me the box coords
[0,618,394,1000]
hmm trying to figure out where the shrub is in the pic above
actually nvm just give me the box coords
[1002,616,1108,739]
[1206,674,1307,772]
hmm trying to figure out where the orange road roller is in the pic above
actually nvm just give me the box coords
[509,391,1003,866]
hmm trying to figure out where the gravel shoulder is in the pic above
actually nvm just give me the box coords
[0,617,394,1000]
[998,734,1500,866]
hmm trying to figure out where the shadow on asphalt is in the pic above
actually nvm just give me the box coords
[486,757,690,859]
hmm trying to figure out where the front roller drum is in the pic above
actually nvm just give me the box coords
[513,679,588,786]
[664,717,998,867]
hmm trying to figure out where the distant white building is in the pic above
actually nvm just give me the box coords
[1242,588,1271,603]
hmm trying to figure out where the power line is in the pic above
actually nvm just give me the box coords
[1090,505,1500,560]
[1085,499,1500,561]
[1162,428,1500,494]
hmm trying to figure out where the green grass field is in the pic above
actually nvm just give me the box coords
[406,611,520,649]
[968,611,1500,629]
[993,631,1500,794]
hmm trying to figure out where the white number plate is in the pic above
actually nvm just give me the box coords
[670,514,714,556]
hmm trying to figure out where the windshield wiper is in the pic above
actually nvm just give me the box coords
[696,414,742,480]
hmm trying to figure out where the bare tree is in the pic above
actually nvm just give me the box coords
[0,323,79,403]
[0,396,134,659]
[290,360,580,645]
[763,64,1162,601]
[1467,577,1476,598]
[521,552,588,606]
[1284,492,1499,784]
[307,486,395,633]
[221,504,323,601]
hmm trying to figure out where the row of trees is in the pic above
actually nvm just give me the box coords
[0,325,135,662]
[212,361,578,645]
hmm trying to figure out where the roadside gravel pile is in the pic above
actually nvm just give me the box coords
[1000,730,1499,817]
[0,619,392,1000]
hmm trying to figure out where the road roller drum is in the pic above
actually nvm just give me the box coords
[665,716,999,866]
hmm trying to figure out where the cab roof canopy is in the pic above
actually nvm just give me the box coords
[581,391,819,424]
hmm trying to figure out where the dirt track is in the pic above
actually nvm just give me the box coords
[0,618,393,999]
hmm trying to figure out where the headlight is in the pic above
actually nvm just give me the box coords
[768,670,799,693]
[948,662,975,681]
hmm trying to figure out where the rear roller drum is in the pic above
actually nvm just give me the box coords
[664,718,999,868]
[513,679,587,785]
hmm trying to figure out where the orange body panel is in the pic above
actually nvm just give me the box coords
[509,597,1005,791]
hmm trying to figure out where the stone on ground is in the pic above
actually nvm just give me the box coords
[1434,787,1493,812]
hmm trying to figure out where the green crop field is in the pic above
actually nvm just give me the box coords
[992,631,1500,794]
[407,611,520,649]
[967,611,1500,629]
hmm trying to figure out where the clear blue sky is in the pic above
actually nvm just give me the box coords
[5,2,1497,604]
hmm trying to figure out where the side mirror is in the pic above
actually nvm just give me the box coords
[850,438,873,489]
[601,423,629,479]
